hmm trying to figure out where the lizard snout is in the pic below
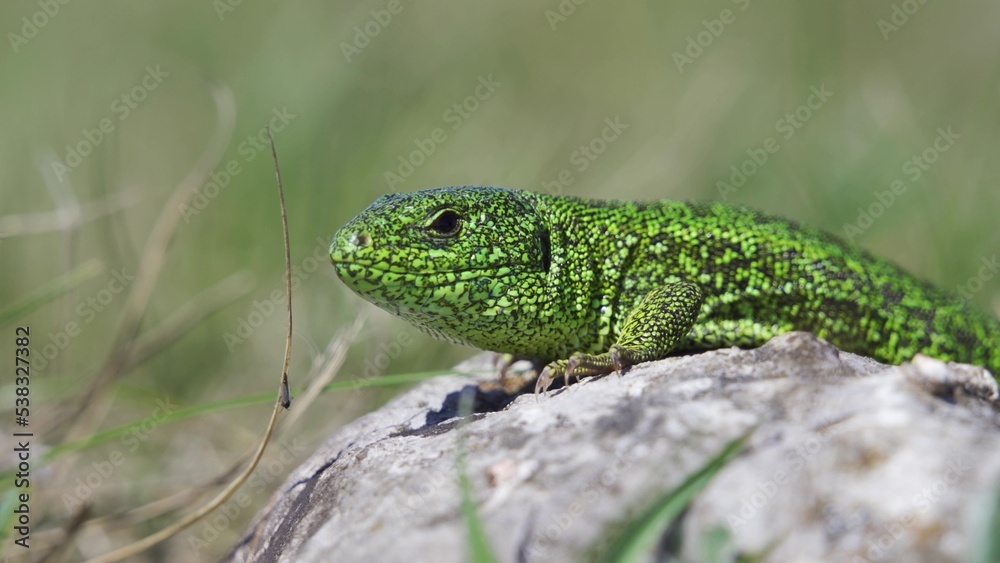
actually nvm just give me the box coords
[329,228,372,265]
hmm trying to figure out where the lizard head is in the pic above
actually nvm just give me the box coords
[330,186,551,346]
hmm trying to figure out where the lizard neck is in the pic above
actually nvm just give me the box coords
[529,192,684,357]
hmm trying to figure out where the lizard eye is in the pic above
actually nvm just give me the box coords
[427,209,462,236]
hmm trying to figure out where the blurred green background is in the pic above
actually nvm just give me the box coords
[1,0,998,560]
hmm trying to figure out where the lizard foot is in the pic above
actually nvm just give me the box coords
[494,353,517,381]
[609,344,624,374]
[535,366,554,398]
[535,353,615,396]
[535,359,568,396]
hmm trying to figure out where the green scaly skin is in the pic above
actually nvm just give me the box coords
[329,186,1000,393]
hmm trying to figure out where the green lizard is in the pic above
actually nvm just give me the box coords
[329,186,1000,393]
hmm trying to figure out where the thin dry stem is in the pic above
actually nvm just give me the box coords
[62,82,238,436]
[83,113,296,563]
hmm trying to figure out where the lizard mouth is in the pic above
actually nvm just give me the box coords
[332,260,512,280]
[330,233,515,278]
[331,261,511,320]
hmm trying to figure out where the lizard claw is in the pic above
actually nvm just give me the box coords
[535,367,554,398]
[610,346,623,375]
[494,353,514,379]
[565,355,580,389]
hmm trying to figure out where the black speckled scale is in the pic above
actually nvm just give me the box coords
[331,186,1000,383]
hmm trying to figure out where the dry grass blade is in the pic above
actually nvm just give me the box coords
[267,125,294,408]
[84,398,285,563]
[125,270,255,369]
[0,259,103,327]
[36,504,90,563]
[32,475,215,553]
[0,188,139,239]
[83,115,296,563]
[40,82,240,526]
[59,81,238,437]
[280,311,367,431]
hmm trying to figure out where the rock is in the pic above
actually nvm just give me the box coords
[230,332,1000,563]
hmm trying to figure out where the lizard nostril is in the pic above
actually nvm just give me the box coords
[330,230,372,264]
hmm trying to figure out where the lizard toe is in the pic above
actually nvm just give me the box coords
[535,367,554,397]
[565,354,583,388]
[610,345,623,374]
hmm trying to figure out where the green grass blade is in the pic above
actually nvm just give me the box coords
[456,387,498,563]
[970,477,1000,563]
[598,433,749,563]
[1,368,484,485]
[459,454,497,563]
[699,525,735,563]
[0,487,19,550]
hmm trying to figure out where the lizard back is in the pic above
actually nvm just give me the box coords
[529,191,1000,372]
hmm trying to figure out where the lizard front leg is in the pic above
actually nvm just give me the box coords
[536,282,703,393]
[492,353,545,393]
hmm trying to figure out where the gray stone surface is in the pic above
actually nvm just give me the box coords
[230,332,1000,563]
